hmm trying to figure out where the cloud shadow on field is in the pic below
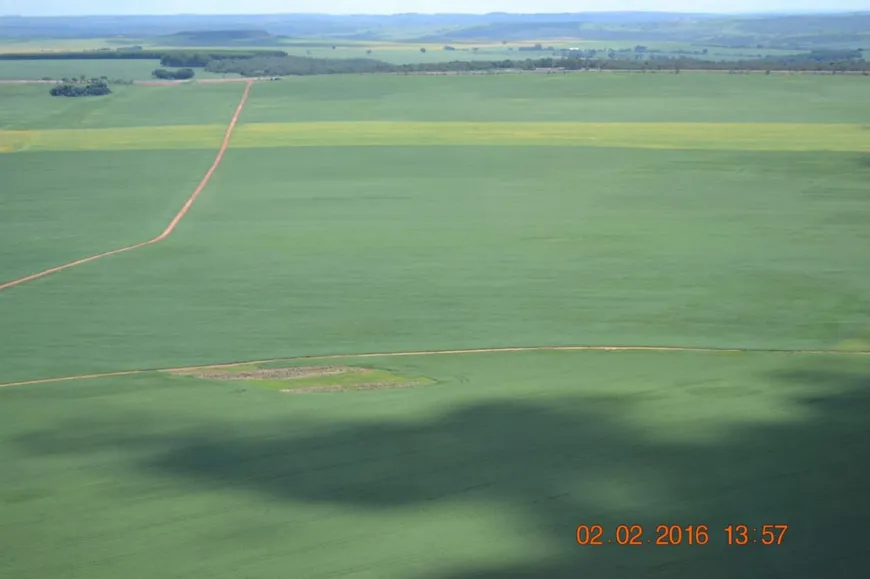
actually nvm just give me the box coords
[13,361,870,579]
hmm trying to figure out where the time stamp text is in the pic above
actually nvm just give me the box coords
[576,524,788,546]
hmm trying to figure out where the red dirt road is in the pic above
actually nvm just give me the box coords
[0,80,253,292]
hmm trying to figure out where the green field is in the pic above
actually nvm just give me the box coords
[1,72,869,578]
[0,82,246,130]
[236,74,870,124]
[2,350,869,578]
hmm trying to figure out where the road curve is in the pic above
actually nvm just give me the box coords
[1,344,867,389]
[0,80,253,292]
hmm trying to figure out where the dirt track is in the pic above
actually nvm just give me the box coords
[2,75,867,389]
[0,80,253,292]
[1,344,868,389]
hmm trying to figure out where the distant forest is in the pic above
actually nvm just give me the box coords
[8,48,868,84]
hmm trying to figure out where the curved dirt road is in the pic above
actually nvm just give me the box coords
[0,80,253,292]
[1,344,868,389]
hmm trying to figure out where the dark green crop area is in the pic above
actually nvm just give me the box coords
[2,145,869,382]
[240,74,870,124]
[2,350,869,578]
[1,72,869,579]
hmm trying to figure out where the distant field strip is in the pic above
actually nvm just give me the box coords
[1,122,867,153]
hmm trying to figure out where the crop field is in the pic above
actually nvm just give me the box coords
[1,72,869,578]
[3,121,868,153]
[0,83,246,130]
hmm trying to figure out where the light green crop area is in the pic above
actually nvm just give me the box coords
[2,122,868,153]
[1,72,869,579]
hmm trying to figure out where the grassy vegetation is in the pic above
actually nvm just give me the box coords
[1,67,868,579]
[1,350,869,578]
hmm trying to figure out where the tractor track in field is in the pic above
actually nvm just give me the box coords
[1,344,868,389]
[0,80,253,292]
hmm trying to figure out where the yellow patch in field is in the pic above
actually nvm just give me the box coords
[835,326,870,352]
[0,122,866,153]
[231,122,870,152]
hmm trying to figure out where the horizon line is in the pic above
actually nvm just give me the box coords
[3,9,868,18]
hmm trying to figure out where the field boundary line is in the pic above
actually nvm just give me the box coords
[0,80,253,293]
[2,344,868,389]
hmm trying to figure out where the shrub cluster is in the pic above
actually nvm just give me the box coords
[49,79,112,97]
[152,68,195,80]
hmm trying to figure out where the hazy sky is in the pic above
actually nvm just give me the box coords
[2,0,869,16]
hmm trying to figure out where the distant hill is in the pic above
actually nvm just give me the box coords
[0,12,868,50]
[159,29,284,46]
[418,12,870,47]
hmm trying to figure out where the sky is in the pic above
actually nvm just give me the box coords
[2,0,869,16]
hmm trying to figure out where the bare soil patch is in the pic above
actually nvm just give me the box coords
[283,381,425,394]
[176,365,367,381]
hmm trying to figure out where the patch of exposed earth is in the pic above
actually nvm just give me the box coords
[283,381,426,393]
[174,366,367,380]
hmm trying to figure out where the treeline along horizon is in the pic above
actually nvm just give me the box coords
[3,48,867,77]
[205,52,870,77]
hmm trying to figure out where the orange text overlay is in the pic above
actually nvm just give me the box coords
[576,524,788,546]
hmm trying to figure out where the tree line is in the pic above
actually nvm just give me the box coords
[9,47,865,76]
[203,52,870,77]
[205,54,395,76]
